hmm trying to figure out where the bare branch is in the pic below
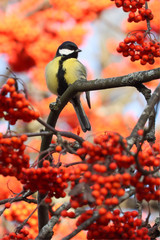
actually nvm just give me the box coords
[62,211,99,240]
[127,83,160,147]
[35,203,70,240]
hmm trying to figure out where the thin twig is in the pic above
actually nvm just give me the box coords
[145,1,152,32]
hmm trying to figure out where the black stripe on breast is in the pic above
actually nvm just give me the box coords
[57,57,68,96]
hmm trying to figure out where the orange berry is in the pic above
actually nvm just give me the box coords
[71,200,79,209]
[9,86,16,92]
[80,164,88,171]
[100,188,108,196]
[110,188,117,195]
[105,211,113,220]
[61,210,68,217]
[7,78,15,86]
[1,84,10,93]
[99,207,107,215]
[111,197,119,205]
[43,160,50,167]
[96,198,103,205]
[137,129,144,136]
[77,148,86,155]
[117,188,125,196]
[84,171,91,178]
[92,190,100,198]
[93,183,100,190]
[33,111,40,119]
[20,134,28,142]
[55,145,62,152]
[16,101,23,108]
[67,211,75,218]
[5,202,11,208]
[109,162,117,170]
[97,176,105,184]
[82,141,94,150]
[45,198,52,204]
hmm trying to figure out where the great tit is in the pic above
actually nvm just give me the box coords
[45,41,91,132]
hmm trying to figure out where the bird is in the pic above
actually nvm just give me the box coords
[45,41,91,132]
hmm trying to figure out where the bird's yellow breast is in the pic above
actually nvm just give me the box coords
[45,57,87,96]
[45,57,60,95]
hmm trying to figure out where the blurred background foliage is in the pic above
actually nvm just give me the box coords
[0,0,159,239]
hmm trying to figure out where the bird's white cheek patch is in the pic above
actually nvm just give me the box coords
[59,49,74,56]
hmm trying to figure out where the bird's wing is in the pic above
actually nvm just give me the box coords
[63,59,91,109]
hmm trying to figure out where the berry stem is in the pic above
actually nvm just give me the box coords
[145,1,151,32]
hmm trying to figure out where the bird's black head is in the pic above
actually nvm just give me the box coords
[56,41,82,59]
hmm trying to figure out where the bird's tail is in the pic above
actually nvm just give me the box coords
[71,97,91,132]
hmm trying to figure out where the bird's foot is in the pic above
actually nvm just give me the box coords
[49,97,61,110]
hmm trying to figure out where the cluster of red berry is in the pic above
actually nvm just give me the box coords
[111,0,153,22]
[58,132,159,239]
[4,201,38,239]
[117,31,160,65]
[21,160,68,199]
[77,209,150,239]
[68,133,130,209]
[138,142,160,167]
[2,229,29,240]
[0,78,40,125]
[132,172,160,201]
[128,7,153,22]
[0,134,29,178]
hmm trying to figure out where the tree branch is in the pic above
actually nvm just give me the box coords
[127,83,160,147]
[35,203,71,240]
[62,188,135,240]
[53,68,160,115]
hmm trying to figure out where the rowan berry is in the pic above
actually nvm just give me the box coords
[92,190,100,198]
[43,160,50,167]
[7,78,15,86]
[99,207,107,215]
[71,200,79,209]
[61,210,68,217]
[115,0,123,7]
[5,202,11,208]
[109,162,117,170]
[55,145,62,152]
[84,171,92,178]
[67,211,75,218]
[45,198,52,204]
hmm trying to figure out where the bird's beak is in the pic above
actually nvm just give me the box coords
[76,48,82,52]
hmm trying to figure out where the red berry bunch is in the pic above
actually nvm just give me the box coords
[117,31,160,65]
[0,78,40,125]
[111,0,153,22]
[130,142,160,201]
[4,201,38,239]
[60,132,159,239]
[68,133,131,209]
[76,209,150,240]
[138,142,160,168]
[21,160,68,198]
[61,210,76,218]
[128,7,153,22]
[133,174,160,201]
[2,229,29,240]
[0,134,29,178]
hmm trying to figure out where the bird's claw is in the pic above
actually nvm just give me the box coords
[49,97,61,110]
